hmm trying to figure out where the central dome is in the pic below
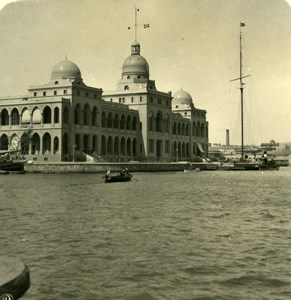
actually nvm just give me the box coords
[51,60,82,80]
[122,41,149,77]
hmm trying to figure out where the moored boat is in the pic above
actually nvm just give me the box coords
[0,150,25,172]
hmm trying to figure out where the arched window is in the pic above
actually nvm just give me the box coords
[20,133,30,155]
[11,108,20,125]
[101,111,106,128]
[83,104,90,126]
[31,133,40,155]
[32,108,41,124]
[132,116,137,131]
[114,137,119,155]
[62,133,69,155]
[173,122,177,135]
[54,137,59,154]
[43,106,52,124]
[121,137,126,155]
[1,109,9,125]
[92,106,97,126]
[178,123,181,135]
[126,116,131,130]
[114,114,119,129]
[133,138,137,156]
[42,133,51,154]
[107,136,113,155]
[101,135,106,155]
[107,113,113,128]
[22,108,31,124]
[156,111,163,132]
[74,104,81,125]
[54,107,59,123]
[127,138,132,156]
[120,115,126,129]
[0,134,8,150]
[192,122,196,136]
[124,85,129,90]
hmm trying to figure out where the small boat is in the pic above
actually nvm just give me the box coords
[104,168,133,183]
[105,173,132,183]
[0,149,25,172]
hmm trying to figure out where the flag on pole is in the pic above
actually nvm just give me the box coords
[240,22,245,27]
[144,24,149,29]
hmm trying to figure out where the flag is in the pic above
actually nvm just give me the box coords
[240,22,245,27]
[144,24,149,29]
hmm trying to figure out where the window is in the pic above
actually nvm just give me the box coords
[149,139,154,153]
[140,96,142,102]
[165,140,170,153]
[150,97,153,103]
[124,85,129,90]
[131,97,134,103]
[63,90,67,95]
[43,91,46,96]
[86,92,89,97]
[34,92,37,97]
[54,91,57,96]
[55,81,59,85]
[158,98,161,105]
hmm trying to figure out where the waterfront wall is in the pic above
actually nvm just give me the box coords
[24,162,191,173]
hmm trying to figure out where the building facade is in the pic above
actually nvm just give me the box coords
[0,40,208,162]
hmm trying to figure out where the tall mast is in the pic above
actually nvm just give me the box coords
[231,22,249,160]
[240,24,244,160]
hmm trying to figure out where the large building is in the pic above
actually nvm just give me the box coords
[0,40,208,162]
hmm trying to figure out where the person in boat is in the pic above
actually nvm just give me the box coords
[105,169,111,180]
[120,168,130,177]
[263,151,268,164]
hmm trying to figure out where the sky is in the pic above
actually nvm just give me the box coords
[0,0,291,145]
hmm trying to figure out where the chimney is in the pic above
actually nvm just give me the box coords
[226,129,230,146]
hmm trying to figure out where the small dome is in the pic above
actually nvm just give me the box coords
[51,60,82,80]
[172,89,194,108]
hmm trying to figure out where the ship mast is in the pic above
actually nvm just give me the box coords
[240,24,244,160]
[231,22,250,160]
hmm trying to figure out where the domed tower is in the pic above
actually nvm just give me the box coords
[172,89,195,110]
[116,41,156,91]
[122,41,149,78]
[49,59,84,84]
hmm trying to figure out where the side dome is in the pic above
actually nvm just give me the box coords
[51,60,82,80]
[172,90,194,108]
[121,41,149,77]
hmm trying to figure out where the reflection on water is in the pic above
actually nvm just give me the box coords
[1,168,291,299]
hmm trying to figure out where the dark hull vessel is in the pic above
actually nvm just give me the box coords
[105,174,132,183]
[0,161,24,172]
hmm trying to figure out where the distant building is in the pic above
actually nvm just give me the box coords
[0,40,208,162]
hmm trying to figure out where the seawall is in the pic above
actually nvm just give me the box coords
[24,162,193,173]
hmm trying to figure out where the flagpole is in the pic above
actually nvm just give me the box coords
[135,7,138,41]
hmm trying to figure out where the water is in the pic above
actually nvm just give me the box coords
[1,168,291,299]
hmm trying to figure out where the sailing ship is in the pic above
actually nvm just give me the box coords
[229,23,279,171]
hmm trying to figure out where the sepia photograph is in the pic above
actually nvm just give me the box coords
[0,0,290,299]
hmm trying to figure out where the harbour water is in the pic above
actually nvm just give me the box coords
[1,168,291,299]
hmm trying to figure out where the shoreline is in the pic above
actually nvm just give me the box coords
[23,162,216,173]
